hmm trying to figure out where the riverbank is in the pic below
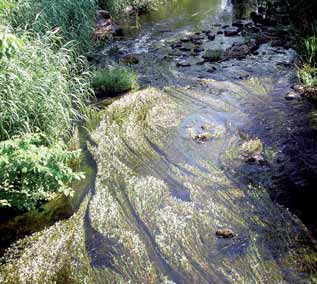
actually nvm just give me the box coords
[0,0,154,213]
[285,0,317,99]
[1,0,317,283]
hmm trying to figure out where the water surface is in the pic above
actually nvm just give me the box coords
[1,0,317,283]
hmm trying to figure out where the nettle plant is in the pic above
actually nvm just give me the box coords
[0,133,84,211]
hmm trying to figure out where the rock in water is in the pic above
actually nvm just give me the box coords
[202,49,224,62]
[176,61,191,67]
[285,91,300,100]
[192,132,213,142]
[207,34,216,41]
[224,27,239,36]
[121,54,139,65]
[216,228,235,238]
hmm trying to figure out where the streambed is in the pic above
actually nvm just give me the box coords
[1,0,317,283]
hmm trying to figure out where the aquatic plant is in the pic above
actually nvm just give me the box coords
[92,65,138,95]
[1,83,317,282]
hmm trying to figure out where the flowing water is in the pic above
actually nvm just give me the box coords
[1,0,317,283]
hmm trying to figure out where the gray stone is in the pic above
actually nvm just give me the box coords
[202,49,224,62]
[224,27,239,36]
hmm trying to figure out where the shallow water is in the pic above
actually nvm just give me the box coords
[1,0,317,283]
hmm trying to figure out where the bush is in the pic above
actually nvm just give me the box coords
[0,134,84,211]
[2,0,97,51]
[98,0,160,16]
[92,65,138,95]
[0,0,97,211]
[0,33,92,142]
[298,64,317,87]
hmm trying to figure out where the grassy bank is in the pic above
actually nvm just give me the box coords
[0,0,147,211]
[0,0,96,210]
[286,0,317,92]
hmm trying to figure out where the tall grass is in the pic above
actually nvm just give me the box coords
[2,0,97,51]
[0,33,92,142]
[0,0,96,210]
[285,0,317,87]
[302,32,317,67]
[298,64,317,87]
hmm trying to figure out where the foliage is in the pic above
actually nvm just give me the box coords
[0,133,84,211]
[0,28,23,59]
[92,65,138,95]
[2,0,97,51]
[0,33,92,142]
[297,28,317,87]
[287,0,317,35]
[84,107,104,133]
[98,0,161,15]
[286,0,317,88]
[301,33,317,67]
[298,64,317,87]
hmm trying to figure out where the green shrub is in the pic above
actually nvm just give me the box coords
[2,0,97,51]
[0,133,84,211]
[92,65,138,95]
[298,64,317,87]
[98,0,161,16]
[99,0,129,15]
[0,33,92,141]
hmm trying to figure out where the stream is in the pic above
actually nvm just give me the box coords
[1,0,317,283]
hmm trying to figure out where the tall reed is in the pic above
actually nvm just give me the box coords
[0,32,93,142]
[2,0,97,51]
